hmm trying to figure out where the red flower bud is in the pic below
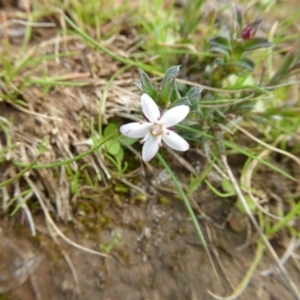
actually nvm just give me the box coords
[241,25,255,40]
[241,19,262,41]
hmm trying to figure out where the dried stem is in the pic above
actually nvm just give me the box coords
[220,154,300,299]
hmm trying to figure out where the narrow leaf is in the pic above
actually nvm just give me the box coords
[170,82,182,103]
[268,51,299,85]
[232,4,243,31]
[244,37,272,51]
[209,46,230,57]
[161,65,180,106]
[186,87,202,111]
[171,96,190,107]
[138,69,159,100]
[208,36,231,51]
[233,57,255,71]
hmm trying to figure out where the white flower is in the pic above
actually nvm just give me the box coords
[120,93,190,162]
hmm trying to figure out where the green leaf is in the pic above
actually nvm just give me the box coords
[232,4,243,30]
[214,57,226,66]
[208,36,231,51]
[268,51,300,85]
[104,123,119,138]
[263,107,300,118]
[138,69,159,100]
[186,87,202,111]
[170,82,181,103]
[106,140,121,156]
[235,196,256,213]
[244,37,271,51]
[233,57,255,71]
[171,96,190,107]
[115,147,124,162]
[209,46,230,58]
[161,65,180,106]
[186,87,202,100]
[221,178,236,194]
[247,18,263,33]
[135,82,143,92]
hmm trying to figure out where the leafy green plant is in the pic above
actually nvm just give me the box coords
[137,66,201,110]
[99,231,122,253]
[206,6,271,86]
[102,123,124,163]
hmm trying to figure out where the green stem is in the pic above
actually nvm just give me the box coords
[208,241,264,299]
[177,124,295,181]
[156,153,220,283]
[13,132,115,169]
[0,156,40,188]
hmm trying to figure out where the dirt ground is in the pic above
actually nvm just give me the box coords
[0,1,300,300]
[1,177,300,300]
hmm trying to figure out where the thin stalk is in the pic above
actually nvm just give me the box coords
[221,154,300,299]
[208,241,265,300]
[0,156,40,188]
[156,153,220,283]
[13,132,115,169]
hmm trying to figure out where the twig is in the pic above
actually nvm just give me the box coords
[220,154,300,299]
[25,177,110,258]
[14,179,36,236]
[205,224,235,290]
[0,19,55,30]
[7,100,62,121]
[233,123,300,167]
[45,222,82,299]
[236,218,252,251]
[261,236,299,277]
[166,147,197,175]
[242,145,284,220]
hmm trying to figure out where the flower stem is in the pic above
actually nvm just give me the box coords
[156,153,220,283]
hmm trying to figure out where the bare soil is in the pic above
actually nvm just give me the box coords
[1,185,299,300]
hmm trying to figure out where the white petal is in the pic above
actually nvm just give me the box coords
[162,129,189,151]
[141,93,160,123]
[120,122,151,138]
[142,134,161,161]
[160,105,189,128]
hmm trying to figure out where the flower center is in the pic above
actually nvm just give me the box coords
[150,124,163,136]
